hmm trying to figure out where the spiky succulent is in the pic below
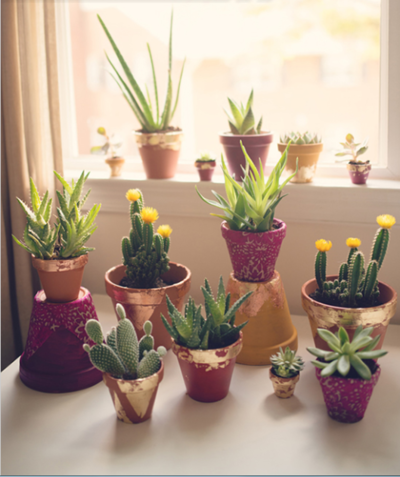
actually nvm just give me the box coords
[270,347,305,378]
[161,276,252,350]
[195,152,216,163]
[307,326,387,380]
[335,133,369,163]
[84,304,166,380]
[225,90,263,135]
[280,131,321,145]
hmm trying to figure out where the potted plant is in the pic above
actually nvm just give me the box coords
[220,90,273,180]
[104,188,191,350]
[194,152,216,181]
[278,131,323,183]
[12,171,101,302]
[307,326,387,423]
[84,304,166,424]
[335,133,370,184]
[301,215,397,351]
[161,276,252,402]
[269,347,305,399]
[98,12,185,179]
[90,127,125,177]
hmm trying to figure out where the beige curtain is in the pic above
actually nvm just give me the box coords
[1,0,63,369]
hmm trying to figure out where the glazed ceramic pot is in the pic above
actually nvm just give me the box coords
[316,365,381,423]
[269,368,300,399]
[226,271,298,365]
[347,162,371,185]
[195,161,216,181]
[31,254,88,303]
[105,157,125,177]
[219,132,273,181]
[105,262,191,350]
[301,275,397,351]
[172,333,243,402]
[277,142,323,183]
[134,129,183,179]
[221,219,286,283]
[103,362,164,424]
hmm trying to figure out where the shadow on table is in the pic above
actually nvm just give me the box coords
[262,393,305,420]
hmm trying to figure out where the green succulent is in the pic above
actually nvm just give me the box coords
[307,326,387,380]
[270,347,305,378]
[280,131,321,145]
[195,152,216,163]
[335,133,369,163]
[225,90,263,135]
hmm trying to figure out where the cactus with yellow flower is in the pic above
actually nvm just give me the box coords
[313,215,395,307]
[122,189,172,288]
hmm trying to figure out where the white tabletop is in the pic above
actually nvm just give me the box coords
[2,294,400,476]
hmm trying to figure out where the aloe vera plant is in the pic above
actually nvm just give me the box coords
[225,90,263,135]
[98,11,185,133]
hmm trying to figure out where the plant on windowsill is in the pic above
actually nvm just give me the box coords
[90,127,125,178]
[219,90,273,180]
[335,133,370,184]
[278,131,323,183]
[12,171,101,303]
[194,152,216,181]
[98,11,185,180]
[161,276,252,402]
[104,188,191,351]
[84,304,166,424]
[269,347,305,399]
[307,326,387,423]
[301,215,397,352]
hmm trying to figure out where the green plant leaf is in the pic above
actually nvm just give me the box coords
[349,354,371,380]
[227,98,243,129]
[337,355,350,376]
[170,58,186,121]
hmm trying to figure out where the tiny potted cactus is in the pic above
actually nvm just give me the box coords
[219,90,273,180]
[308,326,387,423]
[302,215,397,351]
[105,189,191,350]
[90,127,125,177]
[278,131,323,183]
[194,152,216,181]
[335,134,370,184]
[269,347,305,398]
[12,171,101,302]
[84,304,166,424]
[161,276,252,402]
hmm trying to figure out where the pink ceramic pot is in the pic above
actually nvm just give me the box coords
[316,365,381,423]
[347,162,371,185]
[195,162,216,181]
[221,219,287,282]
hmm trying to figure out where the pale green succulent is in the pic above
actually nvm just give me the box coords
[270,347,305,378]
[225,90,263,135]
[280,131,322,145]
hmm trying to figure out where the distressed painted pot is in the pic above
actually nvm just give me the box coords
[316,365,381,423]
[219,131,273,181]
[103,362,164,424]
[105,156,125,178]
[347,162,371,185]
[32,254,88,303]
[172,333,243,402]
[134,129,183,179]
[269,368,300,399]
[277,142,323,183]
[195,161,216,181]
[221,219,286,283]
[227,271,298,365]
[105,262,191,350]
[301,275,397,351]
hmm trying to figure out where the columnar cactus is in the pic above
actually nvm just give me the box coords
[83,304,166,380]
[122,189,172,288]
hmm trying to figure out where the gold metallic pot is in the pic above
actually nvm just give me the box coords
[301,275,397,351]
[105,157,125,177]
[277,142,323,183]
[269,368,300,399]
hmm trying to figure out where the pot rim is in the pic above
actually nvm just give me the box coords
[133,128,183,136]
[105,156,125,161]
[316,362,380,383]
[31,253,88,272]
[219,130,273,138]
[277,142,323,148]
[103,360,164,387]
[221,218,286,235]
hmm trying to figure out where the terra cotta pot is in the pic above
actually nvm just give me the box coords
[347,162,371,185]
[277,142,323,183]
[105,157,125,178]
[269,368,300,399]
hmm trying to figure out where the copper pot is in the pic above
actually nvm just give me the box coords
[269,368,299,399]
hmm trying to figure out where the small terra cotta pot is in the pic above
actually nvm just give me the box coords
[31,254,88,303]
[316,365,381,423]
[221,219,286,282]
[103,362,164,424]
[347,162,371,185]
[134,129,183,179]
[105,262,191,350]
[172,333,243,403]
[219,131,273,181]
[195,161,216,181]
[105,157,125,177]
[301,275,397,351]
[269,368,300,399]
[277,142,323,183]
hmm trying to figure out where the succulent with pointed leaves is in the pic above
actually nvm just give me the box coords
[280,131,322,145]
[270,346,305,378]
[224,90,263,135]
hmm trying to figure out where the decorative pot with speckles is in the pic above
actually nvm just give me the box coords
[195,160,216,181]
[172,332,243,403]
[103,362,164,424]
[277,142,323,183]
[301,275,397,352]
[347,162,371,184]
[269,368,300,399]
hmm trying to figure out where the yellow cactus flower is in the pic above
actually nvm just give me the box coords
[126,189,141,202]
[346,237,361,248]
[315,239,332,252]
[141,207,159,224]
[157,225,172,238]
[376,214,396,229]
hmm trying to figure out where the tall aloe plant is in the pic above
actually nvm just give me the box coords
[98,11,185,133]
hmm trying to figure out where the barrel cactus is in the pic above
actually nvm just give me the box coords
[83,304,166,379]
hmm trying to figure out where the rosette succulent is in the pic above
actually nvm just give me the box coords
[270,347,305,378]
